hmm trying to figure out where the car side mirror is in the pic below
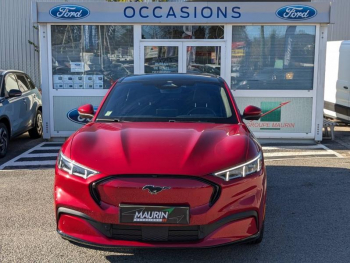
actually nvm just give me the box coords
[78,104,95,119]
[242,105,262,121]
[8,89,22,98]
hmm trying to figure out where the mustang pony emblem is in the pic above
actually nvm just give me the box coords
[142,185,171,195]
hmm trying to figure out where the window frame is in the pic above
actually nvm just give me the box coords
[50,24,135,90]
[4,73,21,98]
[15,73,31,93]
[25,74,36,90]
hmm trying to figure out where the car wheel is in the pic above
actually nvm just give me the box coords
[248,222,264,245]
[29,110,43,139]
[0,123,9,158]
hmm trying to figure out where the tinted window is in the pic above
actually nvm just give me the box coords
[16,74,30,92]
[142,26,224,39]
[5,74,19,94]
[25,75,36,90]
[97,79,237,124]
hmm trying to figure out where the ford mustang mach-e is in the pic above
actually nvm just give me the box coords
[55,74,266,248]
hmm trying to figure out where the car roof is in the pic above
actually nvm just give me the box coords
[0,69,25,76]
[119,73,222,84]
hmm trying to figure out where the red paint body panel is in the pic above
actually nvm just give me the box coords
[69,122,250,176]
[55,75,267,248]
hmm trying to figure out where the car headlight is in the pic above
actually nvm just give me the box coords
[213,152,263,181]
[57,151,99,179]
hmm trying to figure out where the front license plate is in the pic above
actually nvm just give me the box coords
[120,205,189,224]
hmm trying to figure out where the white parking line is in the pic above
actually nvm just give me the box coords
[0,142,62,170]
[2,160,57,166]
[262,144,343,161]
[263,151,337,157]
[20,153,59,158]
[32,146,61,150]
[317,144,344,158]
[263,145,328,150]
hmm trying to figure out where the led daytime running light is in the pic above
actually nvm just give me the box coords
[213,152,262,181]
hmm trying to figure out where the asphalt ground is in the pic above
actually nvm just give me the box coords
[1,127,350,263]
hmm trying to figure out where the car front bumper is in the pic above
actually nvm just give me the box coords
[55,167,267,248]
[57,208,261,248]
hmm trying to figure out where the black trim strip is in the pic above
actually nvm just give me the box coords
[89,175,221,207]
[324,101,350,117]
[58,230,260,249]
[57,207,93,223]
[199,211,258,238]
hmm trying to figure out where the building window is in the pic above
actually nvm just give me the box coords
[142,25,224,39]
[231,26,316,90]
[51,25,133,89]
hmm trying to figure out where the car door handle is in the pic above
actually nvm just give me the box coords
[344,86,349,89]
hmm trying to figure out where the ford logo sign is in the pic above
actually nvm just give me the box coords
[50,5,90,20]
[276,5,317,21]
[67,107,98,125]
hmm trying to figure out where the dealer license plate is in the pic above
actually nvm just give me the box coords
[119,205,189,224]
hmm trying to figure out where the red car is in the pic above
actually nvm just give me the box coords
[55,74,266,248]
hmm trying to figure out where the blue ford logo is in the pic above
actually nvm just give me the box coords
[50,5,90,20]
[67,107,98,125]
[276,5,317,20]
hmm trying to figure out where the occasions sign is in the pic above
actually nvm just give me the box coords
[34,2,330,24]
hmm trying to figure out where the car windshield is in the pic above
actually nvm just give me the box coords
[97,78,238,123]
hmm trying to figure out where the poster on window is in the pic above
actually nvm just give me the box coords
[235,97,313,133]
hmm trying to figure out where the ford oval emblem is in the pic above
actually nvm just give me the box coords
[67,107,98,125]
[50,5,90,20]
[276,5,317,21]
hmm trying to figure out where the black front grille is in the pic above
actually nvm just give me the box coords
[90,175,221,207]
[111,225,200,242]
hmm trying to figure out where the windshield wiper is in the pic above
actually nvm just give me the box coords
[168,120,211,123]
[96,118,124,122]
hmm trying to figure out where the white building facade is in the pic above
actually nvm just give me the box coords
[30,1,332,142]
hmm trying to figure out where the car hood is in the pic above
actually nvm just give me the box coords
[67,122,258,176]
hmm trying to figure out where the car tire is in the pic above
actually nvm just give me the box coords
[29,110,43,139]
[248,222,264,245]
[0,123,9,158]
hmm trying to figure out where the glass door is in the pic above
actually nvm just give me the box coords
[183,42,225,77]
[140,42,183,74]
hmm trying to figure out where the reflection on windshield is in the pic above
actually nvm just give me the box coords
[144,46,179,74]
[231,26,316,90]
[97,80,237,124]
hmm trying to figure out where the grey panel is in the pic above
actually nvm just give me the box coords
[53,96,103,131]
